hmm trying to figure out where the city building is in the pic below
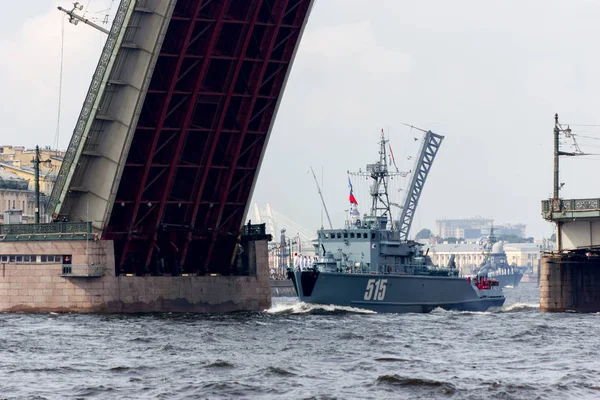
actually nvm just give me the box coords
[0,146,65,223]
[0,168,37,223]
[427,241,550,276]
[485,223,527,238]
[0,145,64,195]
[435,217,526,239]
[436,217,493,239]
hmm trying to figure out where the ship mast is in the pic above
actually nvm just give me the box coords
[370,130,392,219]
[349,130,407,226]
[478,225,496,272]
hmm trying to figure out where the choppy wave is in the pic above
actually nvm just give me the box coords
[430,307,493,316]
[265,366,296,376]
[206,360,235,369]
[268,301,539,316]
[376,375,457,395]
[3,284,599,400]
[498,302,540,312]
[265,301,376,315]
[337,332,365,340]
[374,357,411,362]
[432,302,539,315]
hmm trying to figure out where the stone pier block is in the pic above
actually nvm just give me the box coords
[540,254,600,312]
[0,237,271,312]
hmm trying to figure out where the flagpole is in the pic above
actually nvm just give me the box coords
[321,165,324,229]
[309,166,333,229]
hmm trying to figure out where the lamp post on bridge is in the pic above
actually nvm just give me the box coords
[31,146,52,224]
[57,2,110,34]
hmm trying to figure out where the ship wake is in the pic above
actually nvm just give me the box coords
[265,301,376,315]
[496,302,539,312]
[430,302,540,315]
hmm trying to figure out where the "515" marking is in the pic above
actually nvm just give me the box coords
[364,279,388,301]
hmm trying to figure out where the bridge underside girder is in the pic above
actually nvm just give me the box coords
[103,0,313,275]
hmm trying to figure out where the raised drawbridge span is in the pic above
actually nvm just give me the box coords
[49,0,315,275]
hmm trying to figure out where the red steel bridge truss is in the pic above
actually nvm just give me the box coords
[111,0,313,275]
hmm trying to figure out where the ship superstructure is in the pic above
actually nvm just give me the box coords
[475,227,524,287]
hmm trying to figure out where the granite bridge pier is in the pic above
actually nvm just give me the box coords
[0,0,315,312]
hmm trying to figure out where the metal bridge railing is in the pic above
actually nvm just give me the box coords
[542,198,600,214]
[242,223,266,236]
[61,264,105,277]
[47,0,134,215]
[0,221,92,236]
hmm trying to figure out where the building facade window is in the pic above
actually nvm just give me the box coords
[0,255,63,263]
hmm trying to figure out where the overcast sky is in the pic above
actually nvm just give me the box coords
[4,0,600,239]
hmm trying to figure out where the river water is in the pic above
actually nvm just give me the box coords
[1,284,599,399]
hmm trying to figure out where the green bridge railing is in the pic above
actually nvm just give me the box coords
[0,221,92,241]
[241,223,266,236]
[542,198,600,221]
[542,198,600,213]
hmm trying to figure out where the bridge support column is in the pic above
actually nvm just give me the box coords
[540,254,600,312]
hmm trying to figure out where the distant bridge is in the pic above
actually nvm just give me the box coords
[253,203,315,251]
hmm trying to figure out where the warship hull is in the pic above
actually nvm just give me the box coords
[291,270,505,313]
[491,272,523,288]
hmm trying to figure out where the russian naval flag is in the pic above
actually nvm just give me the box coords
[348,177,358,205]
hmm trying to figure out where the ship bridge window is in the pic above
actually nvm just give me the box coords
[330,233,335,239]
[350,233,355,239]
[371,233,376,239]
[344,233,348,239]
[337,232,342,239]
[363,233,368,239]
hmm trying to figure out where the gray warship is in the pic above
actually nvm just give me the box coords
[474,227,524,288]
[289,130,505,313]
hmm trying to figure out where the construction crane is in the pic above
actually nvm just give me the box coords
[309,166,333,229]
[397,125,444,241]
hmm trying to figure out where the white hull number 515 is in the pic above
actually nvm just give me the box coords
[364,279,388,301]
